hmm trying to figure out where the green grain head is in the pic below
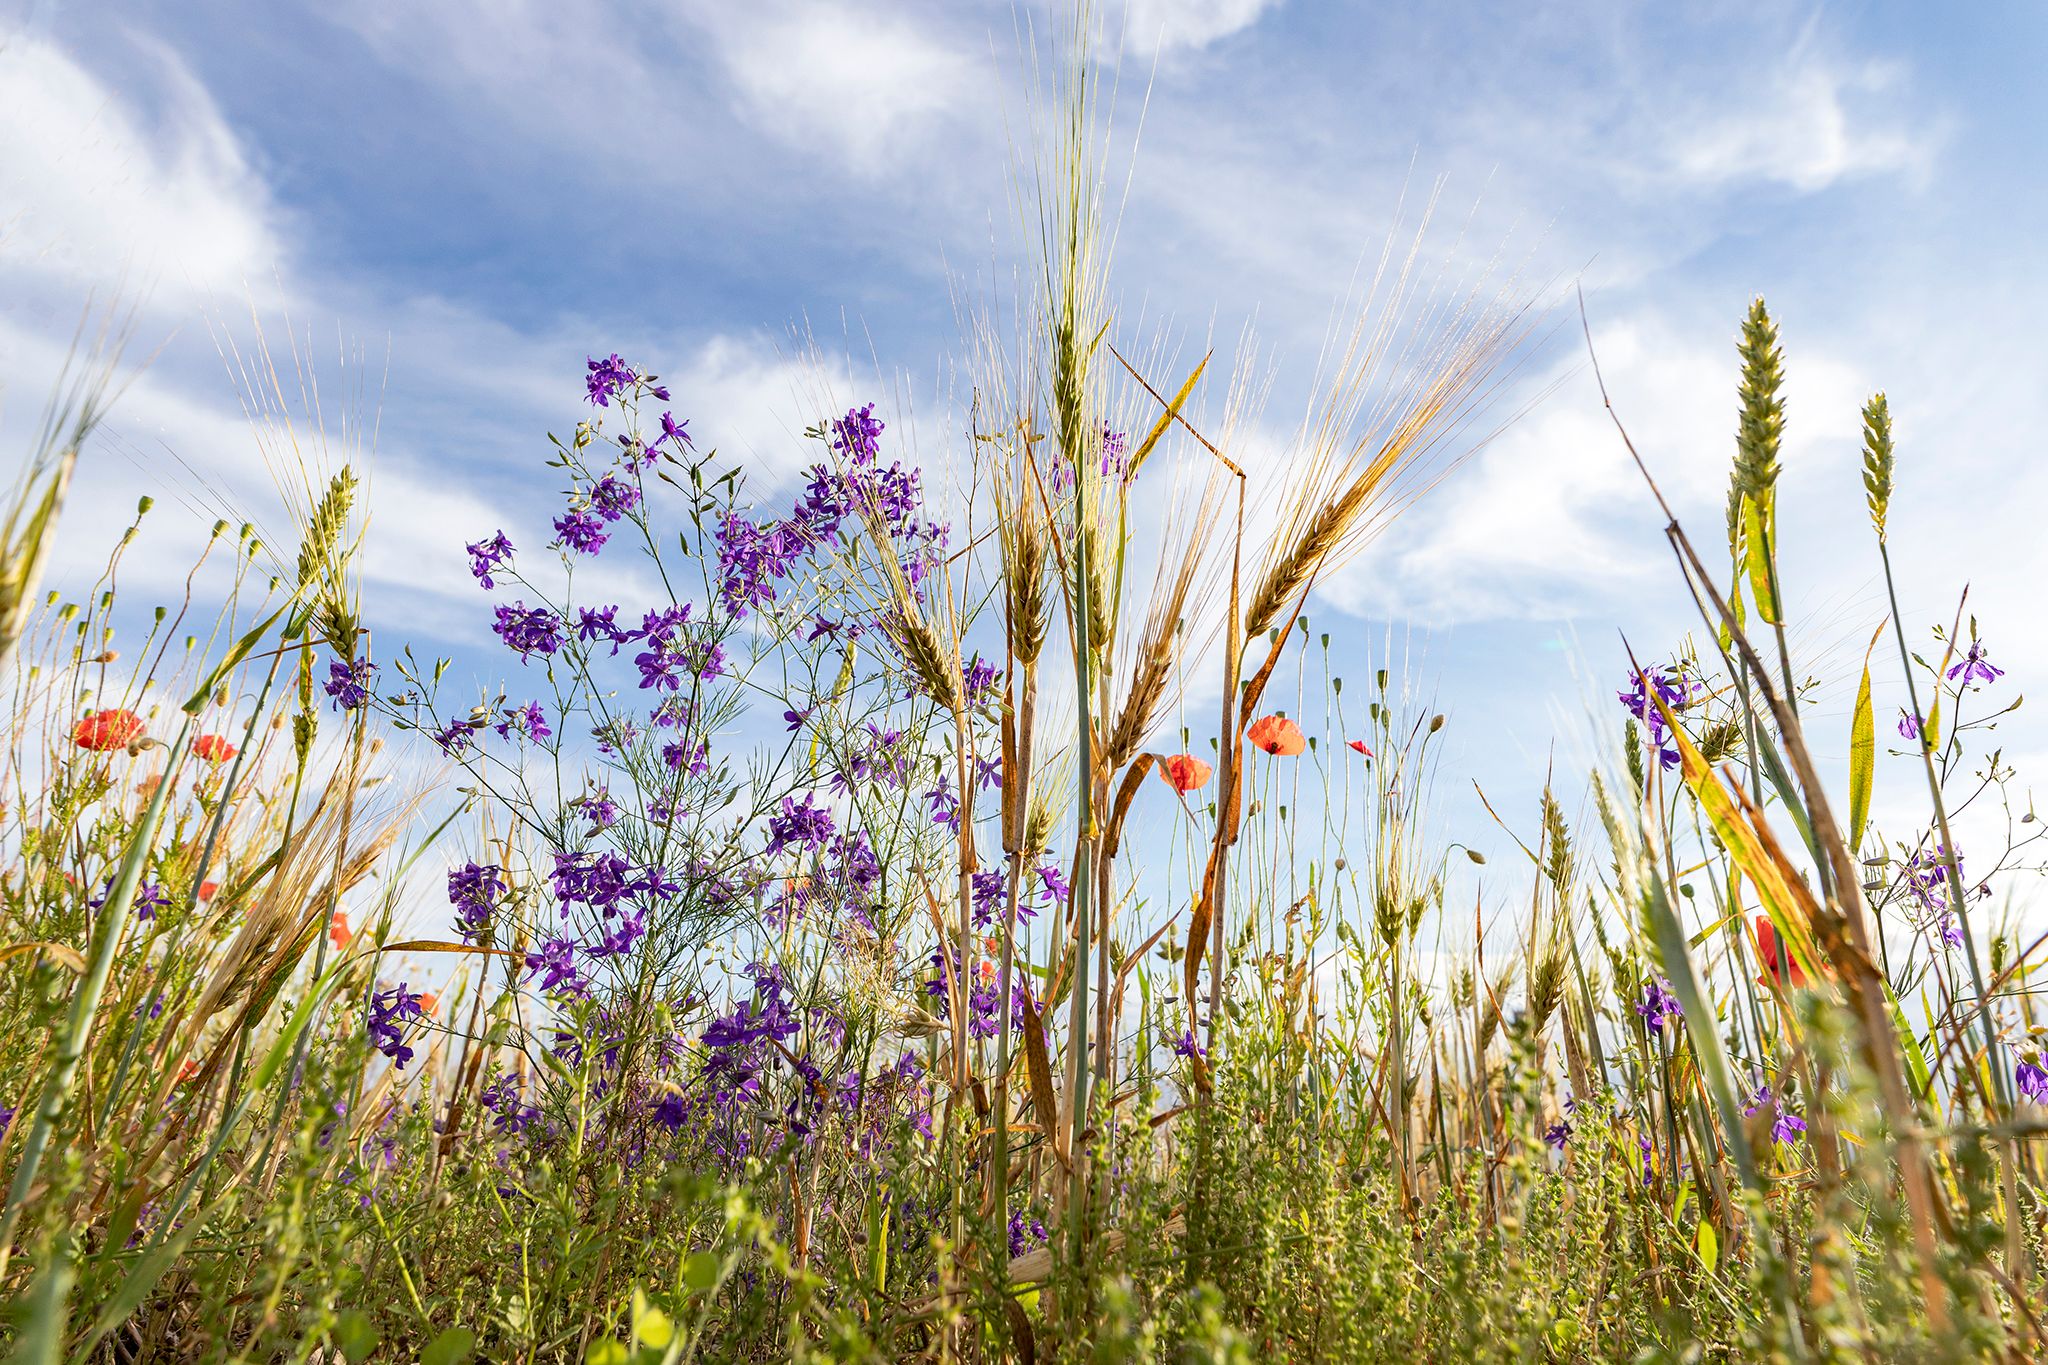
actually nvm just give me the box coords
[1862,392,1894,544]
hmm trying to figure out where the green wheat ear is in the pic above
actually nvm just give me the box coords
[1862,392,1894,544]
[294,466,360,655]
[1734,298,1784,506]
[1541,788,1572,896]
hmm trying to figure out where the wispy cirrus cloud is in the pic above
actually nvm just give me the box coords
[1661,54,1943,193]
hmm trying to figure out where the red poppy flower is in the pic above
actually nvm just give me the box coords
[419,992,441,1017]
[1752,915,1814,989]
[72,708,144,752]
[198,881,220,901]
[1246,715,1306,756]
[1348,740,1373,757]
[174,1057,201,1086]
[1159,753,1213,792]
[329,911,353,951]
[193,734,238,763]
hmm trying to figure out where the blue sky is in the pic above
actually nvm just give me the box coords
[5,0,2046,915]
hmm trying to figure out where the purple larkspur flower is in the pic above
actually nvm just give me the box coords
[766,792,835,856]
[467,531,514,589]
[2019,1060,2048,1106]
[1744,1081,1807,1147]
[585,354,639,407]
[1948,640,2004,687]
[432,717,487,756]
[1618,666,1693,771]
[648,411,691,457]
[525,935,588,998]
[928,777,960,834]
[1172,1029,1206,1059]
[1904,842,1964,912]
[553,508,608,556]
[962,655,1000,706]
[576,604,628,654]
[1898,709,1922,740]
[1007,1208,1049,1258]
[585,909,647,959]
[831,403,886,463]
[368,984,426,1070]
[661,737,708,775]
[1636,976,1682,1035]
[1543,1119,1571,1151]
[132,880,168,921]
[493,602,565,660]
[971,869,1006,928]
[590,473,641,522]
[495,700,551,742]
[576,787,620,833]
[449,861,507,941]
[324,657,376,711]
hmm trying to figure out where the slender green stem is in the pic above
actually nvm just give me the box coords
[1879,541,2006,1107]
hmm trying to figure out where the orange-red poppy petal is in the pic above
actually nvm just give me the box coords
[1246,715,1306,757]
[1158,753,1213,793]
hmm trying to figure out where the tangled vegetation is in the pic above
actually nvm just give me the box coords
[3,23,2044,1365]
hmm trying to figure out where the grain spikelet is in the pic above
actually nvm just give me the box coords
[1244,204,1541,640]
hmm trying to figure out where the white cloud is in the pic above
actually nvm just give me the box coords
[1120,0,1282,54]
[1665,56,1941,194]
[0,32,284,309]
[1324,309,1870,627]
[697,2,975,173]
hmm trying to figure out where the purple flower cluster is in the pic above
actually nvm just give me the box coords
[433,717,487,756]
[1618,665,1695,771]
[553,473,645,559]
[925,944,1035,1040]
[368,984,427,1070]
[575,787,620,833]
[108,879,170,921]
[480,1072,544,1135]
[962,655,1000,707]
[449,861,507,941]
[716,513,814,618]
[1744,1082,1808,1147]
[585,353,667,408]
[493,603,565,660]
[1636,976,1682,1035]
[525,935,588,998]
[632,605,723,690]
[468,531,514,589]
[1902,842,1986,934]
[554,508,608,556]
[495,700,551,742]
[1007,1207,1049,1259]
[702,962,802,1053]
[829,722,911,795]
[577,605,628,653]
[766,792,836,857]
[325,657,376,711]
[1034,862,1069,915]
